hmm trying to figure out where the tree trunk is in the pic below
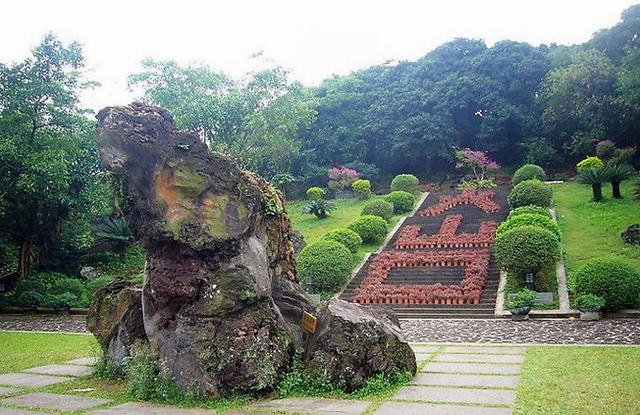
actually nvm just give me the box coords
[592,184,603,202]
[18,239,34,277]
[612,181,622,199]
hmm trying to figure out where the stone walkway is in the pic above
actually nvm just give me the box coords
[0,314,88,333]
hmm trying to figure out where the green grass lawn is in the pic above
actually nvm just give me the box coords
[552,180,640,290]
[516,346,640,415]
[0,331,98,373]
[286,195,406,267]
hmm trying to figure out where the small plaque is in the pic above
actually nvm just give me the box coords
[302,311,317,334]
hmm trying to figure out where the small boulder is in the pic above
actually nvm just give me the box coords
[304,299,416,391]
[291,230,307,255]
[622,224,640,245]
[86,280,147,366]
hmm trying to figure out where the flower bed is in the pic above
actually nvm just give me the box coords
[419,189,500,217]
[352,250,491,305]
[395,214,498,249]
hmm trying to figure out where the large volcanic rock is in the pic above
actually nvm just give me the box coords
[94,103,415,397]
[87,280,147,366]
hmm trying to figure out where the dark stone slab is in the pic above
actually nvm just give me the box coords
[0,373,70,387]
[24,364,92,377]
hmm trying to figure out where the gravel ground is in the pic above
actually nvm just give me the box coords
[0,314,89,334]
[401,318,640,344]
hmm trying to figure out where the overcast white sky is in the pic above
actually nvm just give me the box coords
[1,0,638,113]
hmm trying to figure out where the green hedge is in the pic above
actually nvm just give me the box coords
[391,174,419,194]
[507,179,553,209]
[348,215,389,243]
[351,179,372,200]
[321,229,362,254]
[361,199,394,222]
[507,205,552,220]
[574,258,640,312]
[297,241,353,292]
[494,226,561,277]
[496,213,561,240]
[512,164,546,185]
[384,191,415,214]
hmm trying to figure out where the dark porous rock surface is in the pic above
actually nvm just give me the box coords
[622,224,640,245]
[86,280,147,366]
[305,299,416,391]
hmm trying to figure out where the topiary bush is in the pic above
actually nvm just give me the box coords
[494,226,561,277]
[297,241,353,292]
[507,179,553,208]
[574,258,640,312]
[496,213,561,241]
[512,164,546,185]
[507,205,552,220]
[384,191,415,214]
[321,229,363,254]
[306,187,326,200]
[348,215,389,243]
[351,179,372,200]
[361,199,394,222]
[576,156,604,173]
[391,174,420,194]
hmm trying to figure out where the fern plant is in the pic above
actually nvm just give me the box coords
[577,166,612,202]
[302,199,336,219]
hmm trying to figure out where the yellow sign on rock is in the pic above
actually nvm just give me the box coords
[301,311,317,334]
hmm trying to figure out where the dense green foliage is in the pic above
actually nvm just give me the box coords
[361,199,394,222]
[306,187,326,200]
[494,226,561,277]
[351,179,372,199]
[510,288,539,309]
[508,180,553,208]
[507,205,552,220]
[576,156,604,172]
[496,213,561,240]
[348,215,389,243]
[297,241,353,291]
[391,174,419,194]
[512,164,546,185]
[384,191,415,213]
[575,293,606,311]
[301,199,336,219]
[321,229,362,254]
[574,258,640,312]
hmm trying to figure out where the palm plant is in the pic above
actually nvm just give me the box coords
[94,216,134,261]
[302,199,336,219]
[607,164,636,198]
[577,166,612,202]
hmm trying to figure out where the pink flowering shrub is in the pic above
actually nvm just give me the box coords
[455,148,500,188]
[328,167,359,191]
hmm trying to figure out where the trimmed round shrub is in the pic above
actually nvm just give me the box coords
[321,229,363,254]
[494,226,561,277]
[385,191,415,214]
[574,258,640,312]
[391,174,419,194]
[576,156,603,173]
[496,213,561,240]
[306,187,325,200]
[507,179,553,208]
[361,199,394,222]
[351,179,372,200]
[507,205,552,220]
[512,164,546,186]
[348,215,389,243]
[297,241,353,291]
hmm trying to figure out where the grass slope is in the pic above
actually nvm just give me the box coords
[516,346,640,415]
[552,180,640,290]
[0,331,97,373]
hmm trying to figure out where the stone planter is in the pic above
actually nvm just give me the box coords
[510,306,531,321]
[579,309,601,321]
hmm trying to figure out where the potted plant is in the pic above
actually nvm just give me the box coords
[575,294,605,321]
[509,288,538,321]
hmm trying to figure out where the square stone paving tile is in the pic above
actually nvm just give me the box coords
[253,397,371,415]
[66,357,99,366]
[24,364,93,377]
[0,373,71,388]
[0,408,54,415]
[410,373,520,389]
[422,362,521,375]
[393,385,517,405]
[2,392,111,411]
[374,401,513,415]
[410,345,440,354]
[435,354,524,364]
[442,346,525,355]
[0,387,19,396]
[415,353,433,362]
[90,402,216,414]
